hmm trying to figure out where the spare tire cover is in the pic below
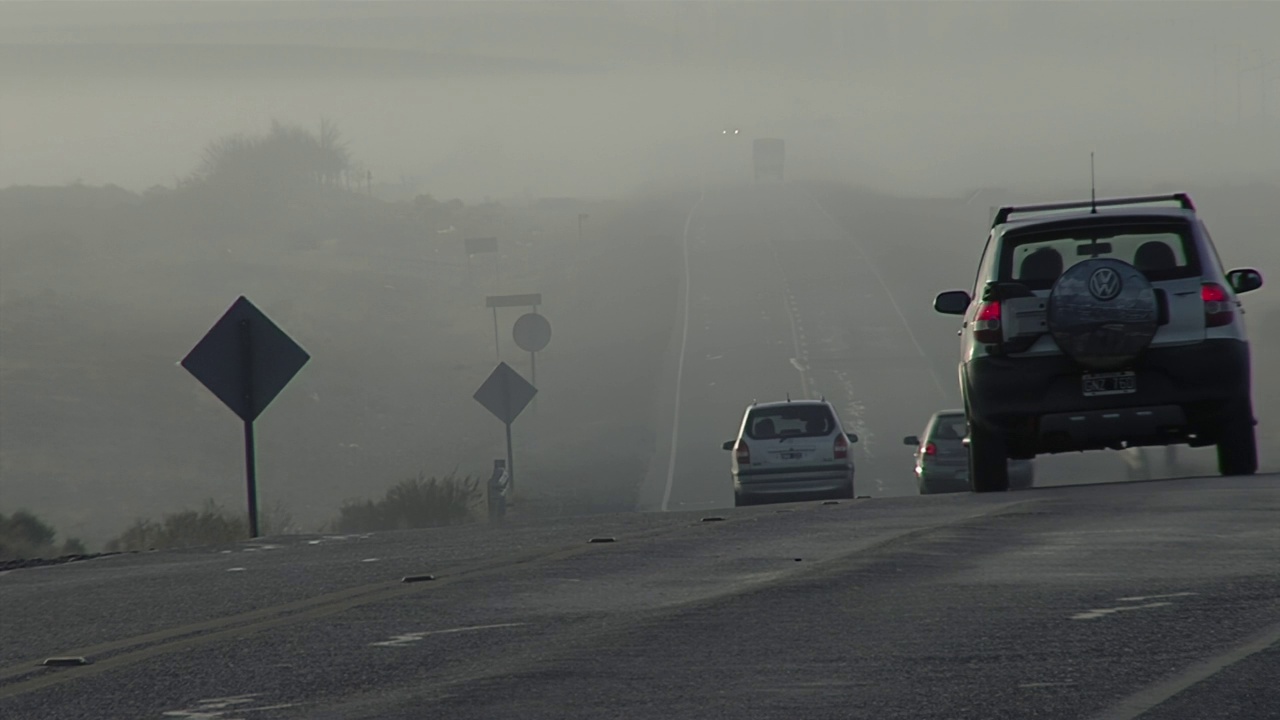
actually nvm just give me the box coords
[1047,258,1159,371]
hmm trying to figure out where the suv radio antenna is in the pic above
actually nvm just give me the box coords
[1090,151,1097,214]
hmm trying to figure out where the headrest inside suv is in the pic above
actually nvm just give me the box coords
[1134,241,1177,274]
[1019,247,1064,287]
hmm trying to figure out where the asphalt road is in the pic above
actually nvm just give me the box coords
[2,475,1278,719]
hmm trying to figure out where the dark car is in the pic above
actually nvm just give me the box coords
[904,410,1033,494]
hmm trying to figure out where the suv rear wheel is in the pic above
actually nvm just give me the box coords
[968,421,1010,492]
[1217,399,1258,476]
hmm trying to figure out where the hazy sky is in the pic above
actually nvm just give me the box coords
[2,1,1278,199]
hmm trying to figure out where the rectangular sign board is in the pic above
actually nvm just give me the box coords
[486,293,542,309]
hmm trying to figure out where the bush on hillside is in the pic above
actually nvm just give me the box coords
[330,472,479,533]
[104,500,298,552]
[0,511,86,561]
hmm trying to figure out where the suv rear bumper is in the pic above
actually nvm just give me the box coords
[964,339,1251,453]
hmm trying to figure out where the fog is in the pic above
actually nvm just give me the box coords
[3,2,1278,198]
[2,2,1278,551]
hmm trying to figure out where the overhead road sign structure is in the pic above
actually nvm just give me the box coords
[181,295,310,538]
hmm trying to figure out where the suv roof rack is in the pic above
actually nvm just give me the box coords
[991,192,1195,228]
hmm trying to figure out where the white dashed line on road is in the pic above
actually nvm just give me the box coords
[1071,601,1173,621]
[370,623,527,648]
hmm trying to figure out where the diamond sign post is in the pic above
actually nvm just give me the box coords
[181,296,310,538]
[473,362,537,495]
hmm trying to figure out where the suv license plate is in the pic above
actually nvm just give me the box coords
[1082,371,1137,397]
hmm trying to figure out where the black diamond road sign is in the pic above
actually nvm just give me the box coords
[181,296,310,422]
[473,362,537,425]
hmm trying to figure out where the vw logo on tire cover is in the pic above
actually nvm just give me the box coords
[1087,267,1122,300]
[1047,258,1159,371]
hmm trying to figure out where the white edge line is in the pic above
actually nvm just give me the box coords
[807,192,950,401]
[1092,621,1280,720]
[662,191,706,512]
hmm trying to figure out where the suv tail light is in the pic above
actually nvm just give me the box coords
[735,441,751,465]
[923,442,937,456]
[833,434,848,460]
[1202,282,1234,328]
[972,301,1003,344]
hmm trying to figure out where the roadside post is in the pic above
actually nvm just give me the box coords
[487,459,509,522]
[180,296,310,539]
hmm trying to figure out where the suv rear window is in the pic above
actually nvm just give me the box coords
[745,405,837,440]
[1000,218,1200,290]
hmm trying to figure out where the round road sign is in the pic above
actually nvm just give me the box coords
[513,312,551,353]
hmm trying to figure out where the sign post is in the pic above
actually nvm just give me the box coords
[181,296,310,538]
[512,311,552,387]
[485,293,542,363]
[473,362,537,495]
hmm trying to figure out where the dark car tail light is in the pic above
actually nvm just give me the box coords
[735,441,751,465]
[923,442,938,456]
[972,301,1003,344]
[1202,282,1234,328]
[833,434,848,460]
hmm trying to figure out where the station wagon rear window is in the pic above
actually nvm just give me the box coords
[1000,219,1200,290]
[746,405,837,440]
[931,416,967,440]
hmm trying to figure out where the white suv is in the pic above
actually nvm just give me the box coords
[933,193,1264,492]
[722,399,858,506]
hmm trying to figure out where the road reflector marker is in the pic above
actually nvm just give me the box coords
[401,574,436,583]
[42,657,89,667]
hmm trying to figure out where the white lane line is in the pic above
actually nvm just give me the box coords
[782,294,813,399]
[1091,621,1280,720]
[806,193,949,401]
[370,622,527,648]
[661,191,707,512]
[1117,592,1197,602]
[162,693,298,718]
[1071,601,1172,621]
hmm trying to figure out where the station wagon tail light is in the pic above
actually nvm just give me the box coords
[1201,282,1234,327]
[972,301,1002,344]
[833,434,848,459]
[923,442,937,456]
[735,441,751,465]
